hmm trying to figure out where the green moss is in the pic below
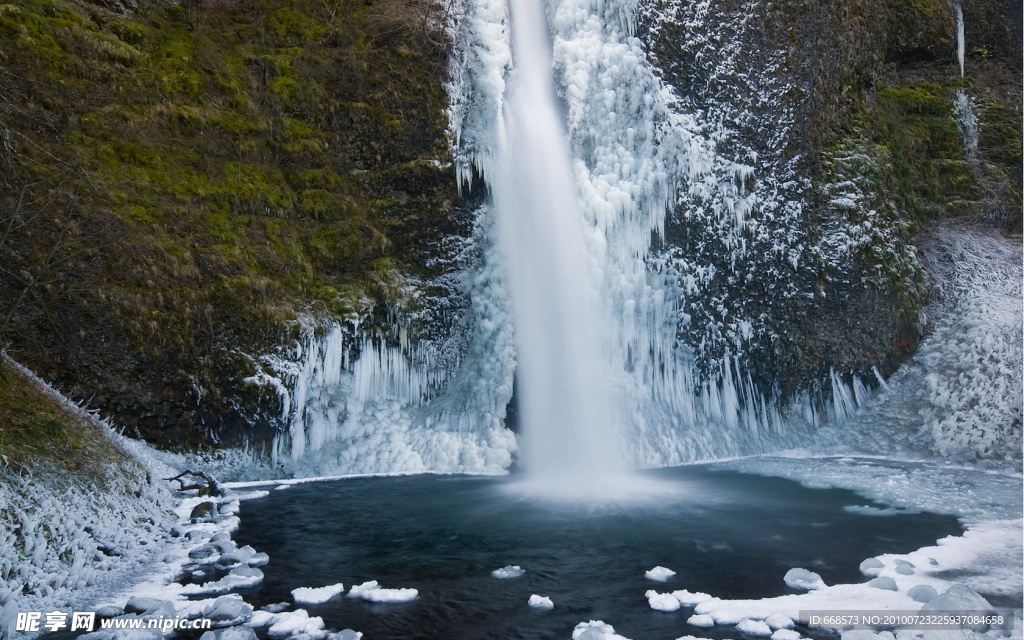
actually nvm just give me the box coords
[872,83,981,220]
[0,0,454,445]
[0,362,128,476]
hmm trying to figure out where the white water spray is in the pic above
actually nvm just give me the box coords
[494,0,626,489]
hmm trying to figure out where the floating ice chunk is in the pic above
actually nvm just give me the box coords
[261,603,290,613]
[215,547,254,570]
[247,610,278,628]
[204,595,253,625]
[292,583,346,605]
[784,568,825,591]
[645,566,676,581]
[688,614,715,627]
[867,576,898,591]
[842,631,887,640]
[248,552,270,567]
[491,565,525,579]
[266,609,325,639]
[737,619,773,636]
[844,505,918,517]
[79,628,161,640]
[199,625,259,640]
[96,605,124,618]
[189,544,220,561]
[529,594,554,609]
[124,597,170,615]
[859,558,884,577]
[646,590,681,611]
[907,585,938,603]
[327,631,362,640]
[921,585,994,616]
[673,590,713,605]
[771,630,801,640]
[181,566,264,595]
[765,614,795,630]
[347,580,418,602]
[572,620,633,640]
[895,561,915,575]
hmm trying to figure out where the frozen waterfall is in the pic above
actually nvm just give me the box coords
[240,0,1021,478]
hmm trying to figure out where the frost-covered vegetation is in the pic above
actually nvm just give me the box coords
[0,356,176,637]
[819,224,1022,460]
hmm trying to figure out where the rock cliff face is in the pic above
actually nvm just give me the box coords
[0,0,474,447]
[638,0,1021,402]
[0,0,1019,454]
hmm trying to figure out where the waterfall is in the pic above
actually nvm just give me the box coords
[954,91,979,164]
[494,0,626,486]
[955,3,965,77]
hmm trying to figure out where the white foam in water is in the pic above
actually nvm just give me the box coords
[347,581,418,603]
[291,584,346,605]
[491,565,525,579]
[528,594,554,609]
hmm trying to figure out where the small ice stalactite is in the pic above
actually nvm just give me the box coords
[954,3,965,78]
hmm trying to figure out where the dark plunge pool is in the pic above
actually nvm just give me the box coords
[232,466,962,640]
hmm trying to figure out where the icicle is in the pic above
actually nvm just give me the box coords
[954,3,965,77]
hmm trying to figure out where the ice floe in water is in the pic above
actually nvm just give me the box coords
[572,620,633,640]
[292,583,346,604]
[347,580,418,602]
[687,614,715,627]
[528,594,554,609]
[646,589,683,611]
[737,618,774,636]
[263,609,326,638]
[783,568,826,591]
[491,564,525,578]
[645,565,677,581]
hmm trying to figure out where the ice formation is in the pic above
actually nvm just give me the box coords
[811,226,1022,460]
[645,566,677,581]
[572,620,633,640]
[646,590,683,611]
[528,594,554,609]
[230,0,1021,480]
[346,580,418,602]
[954,4,965,77]
[783,568,826,591]
[292,584,346,605]
[491,565,525,579]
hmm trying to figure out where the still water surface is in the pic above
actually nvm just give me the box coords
[234,466,962,640]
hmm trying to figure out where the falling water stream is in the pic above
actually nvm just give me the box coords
[494,0,627,491]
